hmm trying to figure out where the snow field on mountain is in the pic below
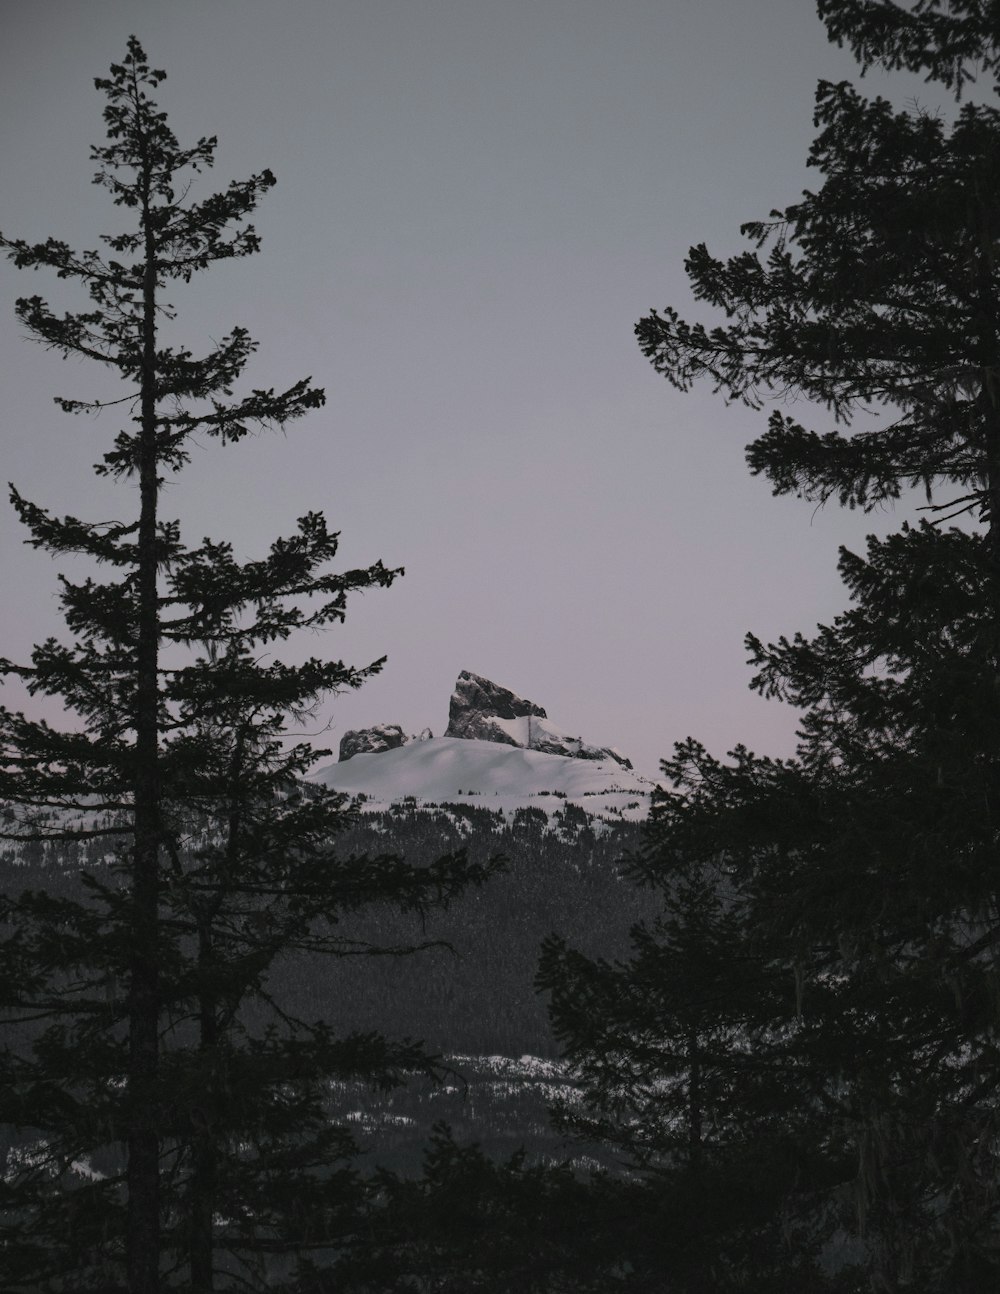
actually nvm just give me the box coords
[313,736,656,822]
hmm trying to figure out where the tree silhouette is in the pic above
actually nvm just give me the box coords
[545,8,1000,1289]
[0,39,493,1293]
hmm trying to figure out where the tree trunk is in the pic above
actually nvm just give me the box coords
[127,171,162,1294]
[190,734,245,1289]
[190,922,218,1292]
[687,1023,703,1174]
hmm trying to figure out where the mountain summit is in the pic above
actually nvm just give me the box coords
[445,672,546,740]
[319,672,649,820]
[339,671,632,770]
[444,670,632,769]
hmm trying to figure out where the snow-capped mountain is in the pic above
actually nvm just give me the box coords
[315,672,656,823]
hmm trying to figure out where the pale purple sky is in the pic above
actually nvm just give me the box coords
[0,1,947,776]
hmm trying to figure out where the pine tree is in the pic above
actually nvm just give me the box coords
[0,39,493,1293]
[541,9,1000,1291]
[636,523,1000,1287]
[538,832,849,1290]
[636,72,1000,564]
[332,1124,650,1293]
[818,0,1000,96]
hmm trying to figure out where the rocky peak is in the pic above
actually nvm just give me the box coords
[445,671,547,743]
[444,670,632,769]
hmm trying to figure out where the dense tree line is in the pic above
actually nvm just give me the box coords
[272,802,647,1057]
[2,802,647,1062]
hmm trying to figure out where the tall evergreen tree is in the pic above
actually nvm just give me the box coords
[0,39,492,1293]
[541,7,1000,1290]
[612,523,1000,1288]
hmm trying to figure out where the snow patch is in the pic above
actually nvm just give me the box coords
[313,737,657,822]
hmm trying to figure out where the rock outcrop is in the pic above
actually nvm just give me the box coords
[339,725,434,762]
[445,671,547,744]
[444,670,632,769]
[339,724,409,762]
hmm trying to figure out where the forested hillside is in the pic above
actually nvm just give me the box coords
[1,801,647,1060]
[1,799,648,1183]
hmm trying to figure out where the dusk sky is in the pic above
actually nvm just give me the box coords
[0,1,952,777]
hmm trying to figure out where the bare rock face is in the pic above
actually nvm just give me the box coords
[339,724,434,762]
[339,724,408,762]
[444,670,632,769]
[445,671,547,745]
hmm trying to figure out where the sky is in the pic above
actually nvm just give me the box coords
[0,1,955,778]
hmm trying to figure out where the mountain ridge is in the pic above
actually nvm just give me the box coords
[329,671,642,820]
